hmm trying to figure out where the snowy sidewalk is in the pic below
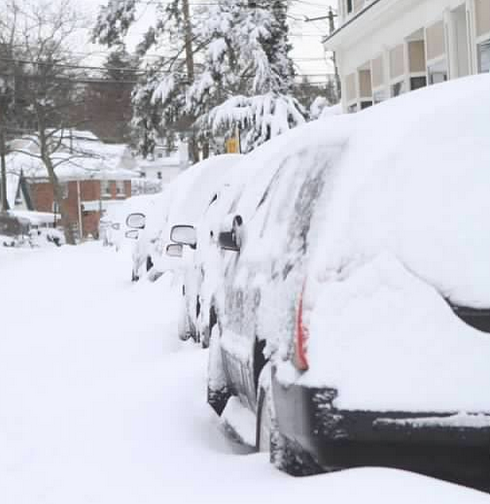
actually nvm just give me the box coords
[0,244,488,503]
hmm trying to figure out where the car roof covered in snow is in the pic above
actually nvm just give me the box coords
[228,73,490,309]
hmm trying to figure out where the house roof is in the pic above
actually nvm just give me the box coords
[5,130,138,194]
[323,0,384,48]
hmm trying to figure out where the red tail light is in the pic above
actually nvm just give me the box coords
[295,288,309,371]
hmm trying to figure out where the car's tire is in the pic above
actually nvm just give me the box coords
[256,364,273,452]
[201,305,217,349]
[256,365,322,476]
[131,269,139,282]
[178,310,192,341]
[207,318,230,415]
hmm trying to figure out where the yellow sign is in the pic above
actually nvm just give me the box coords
[226,137,239,154]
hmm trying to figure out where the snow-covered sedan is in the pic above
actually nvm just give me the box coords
[164,154,243,342]
[206,74,490,491]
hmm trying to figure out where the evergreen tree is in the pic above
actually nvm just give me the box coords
[93,0,204,161]
[188,0,306,153]
[94,0,307,156]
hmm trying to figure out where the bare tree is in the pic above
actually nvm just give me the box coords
[1,0,91,244]
[0,0,21,212]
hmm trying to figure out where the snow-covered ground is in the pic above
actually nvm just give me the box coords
[0,244,489,503]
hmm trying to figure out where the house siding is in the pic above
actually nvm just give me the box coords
[371,55,384,88]
[28,179,131,240]
[475,0,490,38]
[345,72,357,102]
[426,20,446,61]
[390,44,405,79]
[327,0,489,113]
[409,40,426,72]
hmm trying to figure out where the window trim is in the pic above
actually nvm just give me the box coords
[477,38,490,73]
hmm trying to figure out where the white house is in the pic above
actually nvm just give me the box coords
[324,0,490,112]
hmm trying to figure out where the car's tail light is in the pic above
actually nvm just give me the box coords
[294,287,309,371]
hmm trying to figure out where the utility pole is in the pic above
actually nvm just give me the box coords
[182,0,195,83]
[0,126,10,212]
[182,0,201,163]
[328,7,341,102]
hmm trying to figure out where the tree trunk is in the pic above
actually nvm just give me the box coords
[182,0,195,83]
[189,135,200,165]
[43,155,76,245]
[0,128,10,212]
[182,0,201,165]
[202,139,210,160]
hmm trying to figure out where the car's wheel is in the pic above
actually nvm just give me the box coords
[207,318,230,415]
[131,269,139,282]
[178,309,192,341]
[201,305,217,349]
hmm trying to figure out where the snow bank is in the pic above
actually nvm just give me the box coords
[1,245,489,502]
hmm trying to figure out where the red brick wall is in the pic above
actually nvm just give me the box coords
[29,179,131,240]
[125,180,132,198]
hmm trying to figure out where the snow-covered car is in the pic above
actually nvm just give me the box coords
[128,154,242,285]
[169,154,244,344]
[0,212,32,247]
[122,193,169,282]
[206,74,490,490]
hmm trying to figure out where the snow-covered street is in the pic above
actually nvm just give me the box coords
[1,244,489,503]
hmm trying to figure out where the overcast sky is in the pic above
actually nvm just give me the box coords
[78,0,337,84]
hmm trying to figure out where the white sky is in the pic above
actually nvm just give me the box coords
[78,0,337,84]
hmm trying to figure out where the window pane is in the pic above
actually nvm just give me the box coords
[360,100,373,110]
[478,40,490,73]
[373,89,385,104]
[391,81,406,97]
[410,76,427,90]
[428,60,448,85]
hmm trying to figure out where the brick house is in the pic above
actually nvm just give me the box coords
[324,0,490,113]
[6,131,136,240]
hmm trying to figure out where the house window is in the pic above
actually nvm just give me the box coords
[391,80,406,97]
[101,180,111,197]
[360,100,373,110]
[157,171,162,179]
[115,180,125,197]
[410,76,427,91]
[478,40,490,73]
[428,60,448,85]
[373,89,386,104]
[157,153,163,158]
[346,0,353,14]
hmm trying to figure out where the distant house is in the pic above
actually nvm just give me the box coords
[324,0,490,113]
[6,130,137,239]
[136,140,188,185]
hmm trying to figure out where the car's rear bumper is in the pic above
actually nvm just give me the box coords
[272,372,490,489]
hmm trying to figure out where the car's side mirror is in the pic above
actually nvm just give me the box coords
[126,213,146,230]
[218,215,243,252]
[125,229,139,240]
[166,243,184,258]
[171,225,197,250]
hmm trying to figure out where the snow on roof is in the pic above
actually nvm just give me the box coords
[10,210,59,226]
[5,132,136,185]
